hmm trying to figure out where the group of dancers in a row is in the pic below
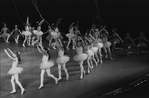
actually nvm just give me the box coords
[1,17,149,95]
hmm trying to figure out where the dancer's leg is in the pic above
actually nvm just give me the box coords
[62,63,69,80]
[14,74,25,94]
[66,39,71,50]
[58,64,62,81]
[38,69,45,89]
[10,75,16,94]
[46,69,58,84]
[79,61,85,79]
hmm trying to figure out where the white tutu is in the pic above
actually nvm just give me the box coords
[22,31,32,36]
[91,47,98,53]
[56,55,70,64]
[33,30,43,36]
[51,31,59,39]
[85,49,94,56]
[73,53,88,62]
[103,42,111,48]
[8,67,23,75]
[66,33,74,39]
[40,61,54,69]
[1,33,9,38]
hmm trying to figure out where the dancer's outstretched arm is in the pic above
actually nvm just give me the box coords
[4,49,15,60]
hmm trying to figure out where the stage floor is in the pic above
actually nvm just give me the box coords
[0,42,149,98]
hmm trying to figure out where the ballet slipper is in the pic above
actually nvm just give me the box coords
[10,90,16,94]
[57,77,62,81]
[22,44,25,47]
[21,88,25,95]
[110,57,113,60]
[55,78,58,84]
[38,85,44,89]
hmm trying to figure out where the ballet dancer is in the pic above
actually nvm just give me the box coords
[73,41,88,79]
[101,27,113,60]
[123,32,136,56]
[45,25,54,46]
[134,32,149,54]
[56,47,70,81]
[37,44,58,89]
[4,48,25,94]
[22,17,32,47]
[0,23,11,43]
[109,28,123,51]
[66,22,75,50]
[9,25,23,44]
[32,19,44,46]
[84,37,94,73]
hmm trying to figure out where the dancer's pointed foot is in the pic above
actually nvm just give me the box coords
[21,88,25,95]
[57,77,62,81]
[55,78,58,84]
[22,44,25,47]
[6,41,9,43]
[10,90,16,94]
[38,85,44,89]
[110,57,113,60]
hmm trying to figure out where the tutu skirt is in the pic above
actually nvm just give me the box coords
[103,42,111,48]
[66,33,74,39]
[1,33,9,38]
[56,56,70,64]
[40,61,54,69]
[33,30,43,36]
[73,53,88,62]
[8,67,23,75]
[137,42,147,48]
[86,50,94,56]
[22,31,32,36]
[91,47,98,53]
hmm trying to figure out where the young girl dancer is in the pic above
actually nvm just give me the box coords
[109,28,123,51]
[101,27,113,60]
[84,37,94,73]
[134,32,149,54]
[22,17,32,47]
[66,23,75,50]
[32,19,44,46]
[123,32,136,55]
[0,23,11,43]
[37,44,58,89]
[56,47,70,81]
[45,25,54,46]
[73,42,88,79]
[9,25,23,44]
[4,48,25,94]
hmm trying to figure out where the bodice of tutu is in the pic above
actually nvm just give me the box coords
[25,26,30,31]
[58,50,64,57]
[42,55,49,62]
[69,28,74,34]
[12,58,18,68]
[3,28,8,33]
[76,47,83,55]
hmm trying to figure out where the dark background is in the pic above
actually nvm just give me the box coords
[1,0,149,39]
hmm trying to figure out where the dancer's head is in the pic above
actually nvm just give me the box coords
[43,47,51,60]
[15,25,18,29]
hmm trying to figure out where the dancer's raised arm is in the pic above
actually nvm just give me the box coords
[4,49,15,60]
